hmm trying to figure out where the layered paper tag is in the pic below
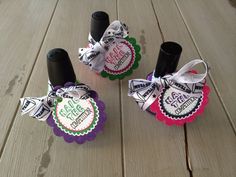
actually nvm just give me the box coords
[52,98,99,136]
[129,59,210,126]
[47,90,106,143]
[101,37,141,80]
[147,71,210,125]
[20,82,106,144]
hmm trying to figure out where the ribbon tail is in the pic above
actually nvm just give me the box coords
[20,97,46,115]
[128,79,161,110]
[78,45,105,73]
[29,102,52,121]
[78,47,90,64]
[88,33,96,46]
[170,59,208,84]
[102,20,129,39]
[20,96,52,121]
[47,80,54,94]
[169,81,205,99]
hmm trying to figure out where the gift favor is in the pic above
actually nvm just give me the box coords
[128,42,210,126]
[78,11,141,80]
[20,48,106,143]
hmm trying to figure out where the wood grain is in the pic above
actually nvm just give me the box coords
[0,0,123,177]
[175,0,236,129]
[152,0,236,176]
[118,0,188,177]
[0,0,235,176]
[0,0,58,150]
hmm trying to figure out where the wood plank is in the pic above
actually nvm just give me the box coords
[0,0,123,177]
[0,0,58,149]
[152,0,236,176]
[175,0,236,129]
[118,0,189,177]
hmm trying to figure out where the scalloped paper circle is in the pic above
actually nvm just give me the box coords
[147,71,210,126]
[101,36,141,80]
[46,82,106,144]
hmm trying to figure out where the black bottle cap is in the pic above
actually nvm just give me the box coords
[47,48,76,87]
[90,11,110,42]
[154,41,182,77]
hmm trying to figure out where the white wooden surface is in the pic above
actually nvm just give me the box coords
[0,0,235,176]
[0,0,58,151]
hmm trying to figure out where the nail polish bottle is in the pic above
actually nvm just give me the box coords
[144,42,210,126]
[79,11,141,80]
[47,48,76,86]
[146,42,182,114]
[90,11,110,42]
[46,48,106,144]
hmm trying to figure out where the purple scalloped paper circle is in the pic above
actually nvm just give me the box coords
[46,82,106,144]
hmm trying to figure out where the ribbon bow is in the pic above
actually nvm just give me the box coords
[20,83,91,121]
[78,20,128,73]
[128,59,209,110]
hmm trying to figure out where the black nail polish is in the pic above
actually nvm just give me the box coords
[154,41,182,77]
[47,48,76,87]
[146,41,182,115]
[90,11,110,42]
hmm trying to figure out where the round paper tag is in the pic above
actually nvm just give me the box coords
[150,85,210,126]
[160,88,201,118]
[101,37,141,80]
[53,98,99,136]
[104,41,134,74]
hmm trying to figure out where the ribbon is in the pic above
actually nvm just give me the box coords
[78,20,129,73]
[128,59,209,110]
[20,83,91,121]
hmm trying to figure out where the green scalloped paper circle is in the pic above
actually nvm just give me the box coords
[101,36,141,80]
[53,98,99,136]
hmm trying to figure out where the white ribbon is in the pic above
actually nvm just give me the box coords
[20,83,91,121]
[128,59,209,110]
[78,20,128,73]
[88,33,97,47]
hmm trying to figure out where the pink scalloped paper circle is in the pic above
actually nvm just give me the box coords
[150,78,210,126]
